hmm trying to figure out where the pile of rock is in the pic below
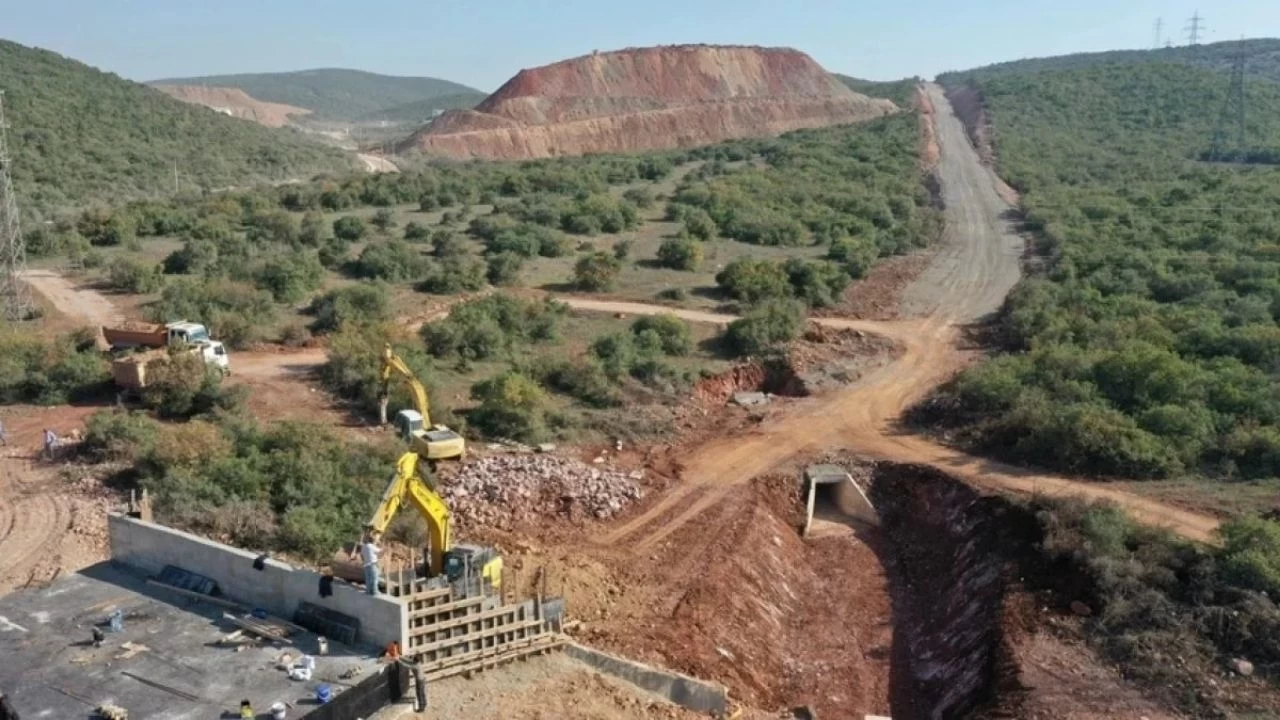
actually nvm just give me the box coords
[440,455,644,530]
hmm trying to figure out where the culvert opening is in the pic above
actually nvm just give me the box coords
[694,358,810,405]
[866,462,1032,720]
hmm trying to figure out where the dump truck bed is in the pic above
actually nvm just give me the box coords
[103,321,168,349]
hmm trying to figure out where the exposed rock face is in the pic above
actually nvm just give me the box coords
[151,85,312,128]
[401,45,898,160]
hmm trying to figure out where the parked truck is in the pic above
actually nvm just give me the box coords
[102,320,213,351]
[103,319,230,394]
[110,343,230,392]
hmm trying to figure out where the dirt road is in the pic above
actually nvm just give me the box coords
[599,85,1220,546]
[21,270,123,328]
[357,153,400,173]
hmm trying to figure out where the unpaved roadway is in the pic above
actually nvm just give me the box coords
[598,84,1220,546]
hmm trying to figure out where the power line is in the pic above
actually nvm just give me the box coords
[1154,18,1164,50]
[0,90,34,322]
[1185,11,1205,46]
[1210,45,1248,160]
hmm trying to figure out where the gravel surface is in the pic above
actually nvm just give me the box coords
[440,454,644,531]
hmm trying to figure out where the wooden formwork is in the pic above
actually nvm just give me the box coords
[384,562,564,680]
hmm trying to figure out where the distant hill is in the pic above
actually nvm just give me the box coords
[832,74,919,106]
[149,68,483,121]
[939,38,1280,86]
[0,40,355,215]
[356,91,487,124]
[403,45,897,160]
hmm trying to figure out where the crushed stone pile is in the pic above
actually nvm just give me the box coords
[440,454,644,530]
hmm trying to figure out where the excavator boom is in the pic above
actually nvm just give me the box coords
[378,343,465,460]
[379,344,432,425]
[366,452,451,576]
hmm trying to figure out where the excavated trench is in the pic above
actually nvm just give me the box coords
[693,358,809,405]
[865,462,1037,720]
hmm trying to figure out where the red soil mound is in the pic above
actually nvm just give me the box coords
[152,85,312,128]
[401,45,898,160]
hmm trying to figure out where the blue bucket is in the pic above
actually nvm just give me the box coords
[315,684,332,703]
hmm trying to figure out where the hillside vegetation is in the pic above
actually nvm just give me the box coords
[150,68,482,121]
[356,92,487,124]
[921,62,1280,482]
[832,73,919,106]
[947,38,1280,86]
[0,40,355,215]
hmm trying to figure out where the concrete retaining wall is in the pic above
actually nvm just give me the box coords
[108,514,406,649]
[563,642,728,716]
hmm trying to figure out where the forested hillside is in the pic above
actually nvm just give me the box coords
[923,62,1280,481]
[946,38,1280,86]
[150,68,482,121]
[832,73,918,106]
[356,91,486,124]
[0,40,355,215]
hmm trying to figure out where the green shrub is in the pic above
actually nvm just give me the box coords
[332,215,367,241]
[656,237,703,271]
[1218,517,1280,597]
[152,279,277,349]
[320,322,442,417]
[372,208,397,232]
[80,409,158,463]
[528,357,620,408]
[590,333,639,380]
[828,237,878,278]
[681,207,717,241]
[431,230,468,258]
[106,257,164,294]
[631,314,693,356]
[299,211,329,246]
[612,239,633,260]
[724,298,805,356]
[254,251,324,303]
[716,258,790,305]
[421,294,565,361]
[468,372,550,442]
[403,221,430,241]
[349,241,430,282]
[139,351,243,419]
[307,283,391,333]
[486,252,524,287]
[418,257,486,295]
[573,251,622,292]
[162,239,219,275]
[783,258,850,308]
[622,186,655,209]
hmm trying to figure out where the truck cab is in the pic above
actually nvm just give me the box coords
[200,341,231,375]
[165,321,211,346]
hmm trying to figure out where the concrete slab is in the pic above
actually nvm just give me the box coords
[731,391,769,407]
[0,563,379,720]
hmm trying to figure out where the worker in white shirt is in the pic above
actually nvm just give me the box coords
[361,529,382,596]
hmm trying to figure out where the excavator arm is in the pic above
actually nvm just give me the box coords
[379,344,431,426]
[366,452,452,576]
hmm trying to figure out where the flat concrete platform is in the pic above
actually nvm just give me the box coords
[0,562,379,719]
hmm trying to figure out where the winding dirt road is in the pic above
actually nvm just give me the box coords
[598,85,1221,546]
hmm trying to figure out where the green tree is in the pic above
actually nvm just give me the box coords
[372,208,397,233]
[716,258,790,305]
[656,237,703,271]
[333,215,367,241]
[724,298,806,356]
[573,251,623,292]
[468,372,550,442]
[486,252,524,287]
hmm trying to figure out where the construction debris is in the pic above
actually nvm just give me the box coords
[441,455,644,529]
[95,703,128,720]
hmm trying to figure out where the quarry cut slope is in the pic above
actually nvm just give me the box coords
[152,84,312,128]
[402,45,898,159]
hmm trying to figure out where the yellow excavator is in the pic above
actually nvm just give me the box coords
[363,450,502,591]
[351,345,501,592]
[378,344,465,461]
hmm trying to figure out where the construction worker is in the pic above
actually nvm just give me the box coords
[42,428,58,460]
[0,417,7,447]
[361,529,382,596]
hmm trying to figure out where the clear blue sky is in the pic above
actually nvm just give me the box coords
[1,0,1276,90]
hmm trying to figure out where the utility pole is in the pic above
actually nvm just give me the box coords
[1211,46,1248,160]
[1185,11,1204,46]
[0,90,33,321]
[1154,18,1163,50]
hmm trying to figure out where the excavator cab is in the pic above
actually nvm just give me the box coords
[394,409,466,462]
[443,544,503,590]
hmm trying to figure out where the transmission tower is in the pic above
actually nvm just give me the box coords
[1211,48,1248,161]
[1185,11,1204,46]
[0,91,33,322]
[1154,18,1163,49]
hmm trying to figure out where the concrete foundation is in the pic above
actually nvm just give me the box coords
[108,514,406,648]
[563,642,729,716]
